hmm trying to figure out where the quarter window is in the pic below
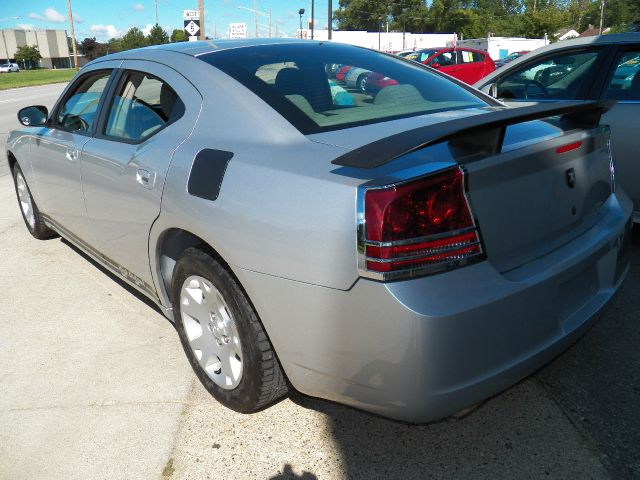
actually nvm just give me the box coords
[604,50,640,100]
[496,50,600,100]
[56,71,111,133]
[104,71,183,142]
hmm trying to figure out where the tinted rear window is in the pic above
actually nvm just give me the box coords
[198,43,487,134]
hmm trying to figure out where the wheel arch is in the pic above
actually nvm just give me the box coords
[6,150,17,172]
[154,227,238,308]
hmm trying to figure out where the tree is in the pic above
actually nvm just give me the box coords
[170,29,187,42]
[121,27,147,51]
[79,37,108,60]
[147,24,169,45]
[14,45,42,69]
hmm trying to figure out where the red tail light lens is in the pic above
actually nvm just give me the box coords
[359,167,484,280]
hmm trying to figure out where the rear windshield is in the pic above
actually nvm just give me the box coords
[198,43,487,134]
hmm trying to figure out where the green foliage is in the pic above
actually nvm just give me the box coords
[334,0,640,38]
[14,45,42,69]
[147,24,169,45]
[170,29,187,42]
[79,37,108,60]
[121,27,147,51]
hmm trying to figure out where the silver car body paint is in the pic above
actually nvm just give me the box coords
[474,32,640,221]
[6,40,632,422]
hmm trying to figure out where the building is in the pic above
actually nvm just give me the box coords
[0,29,70,68]
[300,30,456,53]
[454,36,549,60]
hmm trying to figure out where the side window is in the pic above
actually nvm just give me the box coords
[459,50,483,64]
[56,71,111,133]
[496,50,600,100]
[104,71,184,142]
[431,52,455,67]
[605,50,640,100]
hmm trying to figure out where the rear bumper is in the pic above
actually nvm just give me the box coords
[235,194,632,423]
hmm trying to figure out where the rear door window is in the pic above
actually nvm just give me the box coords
[104,71,184,142]
[496,49,602,100]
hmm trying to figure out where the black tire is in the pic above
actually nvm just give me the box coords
[356,73,368,91]
[172,246,288,413]
[11,163,57,240]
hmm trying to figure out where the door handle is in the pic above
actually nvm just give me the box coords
[136,168,156,189]
[65,148,79,162]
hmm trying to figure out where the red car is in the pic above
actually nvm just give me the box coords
[363,72,398,94]
[405,47,496,84]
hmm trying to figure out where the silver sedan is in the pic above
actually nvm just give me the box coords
[6,39,632,423]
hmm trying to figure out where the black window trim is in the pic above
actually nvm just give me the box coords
[494,45,610,102]
[49,68,117,137]
[93,68,186,146]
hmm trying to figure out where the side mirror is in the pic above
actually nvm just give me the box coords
[18,105,48,126]
[430,62,441,69]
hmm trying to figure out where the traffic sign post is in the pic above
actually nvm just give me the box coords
[184,10,200,41]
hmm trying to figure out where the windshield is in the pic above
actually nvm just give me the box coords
[199,43,486,134]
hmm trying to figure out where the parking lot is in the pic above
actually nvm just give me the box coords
[1,84,639,479]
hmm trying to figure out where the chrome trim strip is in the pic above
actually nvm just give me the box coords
[363,226,477,247]
[365,240,482,264]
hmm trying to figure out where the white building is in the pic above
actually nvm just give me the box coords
[305,30,457,52]
[453,36,549,60]
[0,29,70,68]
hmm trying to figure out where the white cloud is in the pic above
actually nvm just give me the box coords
[133,3,145,11]
[28,7,66,23]
[16,23,36,30]
[74,14,83,24]
[90,24,121,40]
[142,23,154,35]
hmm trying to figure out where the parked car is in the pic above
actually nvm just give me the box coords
[362,72,399,95]
[0,62,19,73]
[7,39,631,423]
[343,66,372,90]
[335,65,353,82]
[495,50,529,68]
[474,32,640,222]
[404,47,496,84]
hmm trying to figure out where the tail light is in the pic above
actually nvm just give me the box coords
[357,166,485,281]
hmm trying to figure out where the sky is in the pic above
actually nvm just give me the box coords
[0,0,331,41]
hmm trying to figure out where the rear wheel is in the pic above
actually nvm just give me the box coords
[356,73,368,91]
[12,163,57,240]
[172,247,288,412]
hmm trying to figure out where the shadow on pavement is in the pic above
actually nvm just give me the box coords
[534,225,640,479]
[269,464,318,480]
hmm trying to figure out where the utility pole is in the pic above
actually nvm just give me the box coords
[599,0,605,34]
[311,0,314,39]
[328,0,332,39]
[155,0,158,24]
[254,0,258,38]
[198,0,205,40]
[66,0,78,70]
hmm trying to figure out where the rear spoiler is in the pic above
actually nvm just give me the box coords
[331,100,615,169]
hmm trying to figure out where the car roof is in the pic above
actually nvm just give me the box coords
[96,38,318,61]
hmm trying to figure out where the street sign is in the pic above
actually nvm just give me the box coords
[183,10,199,20]
[229,23,247,39]
[184,19,200,36]
[295,29,311,39]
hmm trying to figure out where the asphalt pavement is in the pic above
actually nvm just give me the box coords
[1,83,639,479]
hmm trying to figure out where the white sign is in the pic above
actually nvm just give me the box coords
[296,29,311,39]
[183,10,199,20]
[229,23,247,39]
[184,20,200,36]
